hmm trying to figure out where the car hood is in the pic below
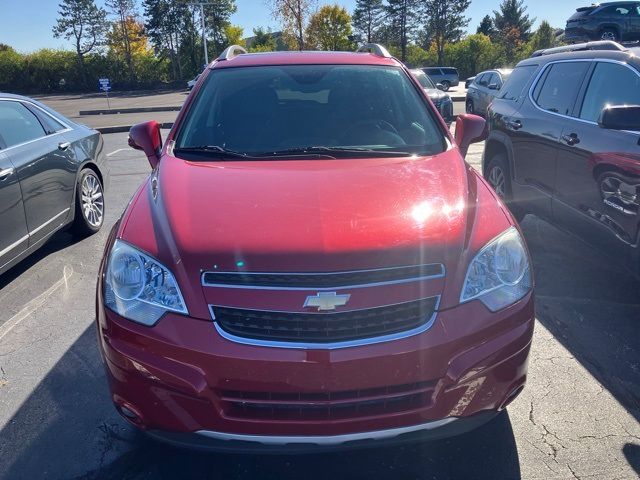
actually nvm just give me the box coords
[119,149,512,317]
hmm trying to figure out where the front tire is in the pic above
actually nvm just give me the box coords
[485,154,525,222]
[440,81,451,92]
[71,169,104,237]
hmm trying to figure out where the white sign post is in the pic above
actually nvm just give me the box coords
[98,78,111,110]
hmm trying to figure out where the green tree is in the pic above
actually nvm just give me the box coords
[306,4,353,51]
[493,0,535,41]
[385,0,417,61]
[352,0,385,44]
[527,20,556,53]
[52,0,107,87]
[107,0,139,82]
[248,27,278,52]
[143,0,190,80]
[420,0,471,65]
[477,14,496,38]
[269,0,317,50]
[203,0,237,54]
[223,25,245,47]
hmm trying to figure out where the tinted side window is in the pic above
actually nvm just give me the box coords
[499,65,537,101]
[424,68,439,75]
[477,73,488,86]
[442,68,457,75]
[486,73,499,86]
[533,62,589,115]
[600,5,631,15]
[0,101,46,148]
[580,62,640,122]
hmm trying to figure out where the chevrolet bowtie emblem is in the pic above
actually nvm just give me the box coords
[303,292,351,311]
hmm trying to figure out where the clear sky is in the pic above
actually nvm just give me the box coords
[0,0,579,53]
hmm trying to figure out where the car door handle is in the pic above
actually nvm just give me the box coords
[562,133,580,146]
[506,119,522,130]
[0,167,14,180]
[58,142,71,150]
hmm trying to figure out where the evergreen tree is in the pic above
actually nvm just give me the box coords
[52,0,107,86]
[420,0,471,65]
[385,0,417,62]
[106,0,138,82]
[352,0,385,44]
[477,14,496,38]
[493,0,535,41]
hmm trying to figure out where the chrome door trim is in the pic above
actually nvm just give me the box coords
[29,208,70,237]
[211,297,440,350]
[0,234,29,258]
[195,416,457,446]
[527,58,640,128]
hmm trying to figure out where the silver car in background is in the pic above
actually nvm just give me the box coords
[410,69,454,124]
[465,69,513,117]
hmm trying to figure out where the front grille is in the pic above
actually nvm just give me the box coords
[212,296,438,344]
[219,381,435,420]
[202,264,444,288]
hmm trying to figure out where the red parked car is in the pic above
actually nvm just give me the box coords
[96,44,534,451]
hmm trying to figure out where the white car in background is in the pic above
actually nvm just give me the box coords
[187,74,201,90]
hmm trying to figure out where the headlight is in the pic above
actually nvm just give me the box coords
[460,227,532,311]
[104,240,188,325]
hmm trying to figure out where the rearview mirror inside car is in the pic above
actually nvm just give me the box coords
[129,121,162,168]
[454,114,487,158]
[598,105,640,132]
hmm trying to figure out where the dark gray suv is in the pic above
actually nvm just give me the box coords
[483,41,640,275]
[421,67,459,91]
[565,2,640,42]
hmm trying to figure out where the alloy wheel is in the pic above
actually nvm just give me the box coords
[601,31,617,41]
[488,166,506,198]
[81,173,104,227]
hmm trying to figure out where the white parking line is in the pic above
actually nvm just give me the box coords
[106,148,128,157]
[0,266,74,342]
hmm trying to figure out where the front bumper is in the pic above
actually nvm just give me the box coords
[96,277,534,449]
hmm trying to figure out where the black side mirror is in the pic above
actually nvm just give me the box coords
[598,105,640,131]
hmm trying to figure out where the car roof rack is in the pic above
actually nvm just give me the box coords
[356,43,392,58]
[531,40,627,57]
[217,45,247,61]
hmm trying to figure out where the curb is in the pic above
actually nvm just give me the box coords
[96,122,174,134]
[80,106,181,115]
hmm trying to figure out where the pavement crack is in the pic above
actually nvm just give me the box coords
[529,400,536,425]
[567,463,580,479]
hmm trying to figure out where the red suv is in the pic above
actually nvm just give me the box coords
[96,44,534,450]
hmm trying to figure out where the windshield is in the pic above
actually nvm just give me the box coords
[411,69,436,89]
[176,64,445,158]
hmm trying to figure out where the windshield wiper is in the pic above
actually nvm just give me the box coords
[255,146,414,158]
[173,145,254,159]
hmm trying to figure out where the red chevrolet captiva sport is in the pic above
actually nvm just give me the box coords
[96,44,535,451]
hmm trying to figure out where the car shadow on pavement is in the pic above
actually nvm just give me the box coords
[0,230,83,291]
[0,325,522,480]
[520,215,640,423]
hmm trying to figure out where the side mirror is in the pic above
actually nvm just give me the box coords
[454,114,487,158]
[488,83,499,90]
[436,83,445,91]
[129,121,162,168]
[598,105,640,131]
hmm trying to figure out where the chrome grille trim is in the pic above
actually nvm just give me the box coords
[201,263,445,290]
[210,296,440,350]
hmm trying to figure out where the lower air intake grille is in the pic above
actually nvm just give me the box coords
[212,297,438,344]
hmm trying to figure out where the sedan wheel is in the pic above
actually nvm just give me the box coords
[71,169,104,237]
[466,99,474,114]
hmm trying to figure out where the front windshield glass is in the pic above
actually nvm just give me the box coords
[412,70,436,89]
[176,64,445,158]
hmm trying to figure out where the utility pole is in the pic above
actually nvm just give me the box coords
[188,2,212,66]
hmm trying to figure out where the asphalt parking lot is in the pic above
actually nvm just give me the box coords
[0,132,639,480]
